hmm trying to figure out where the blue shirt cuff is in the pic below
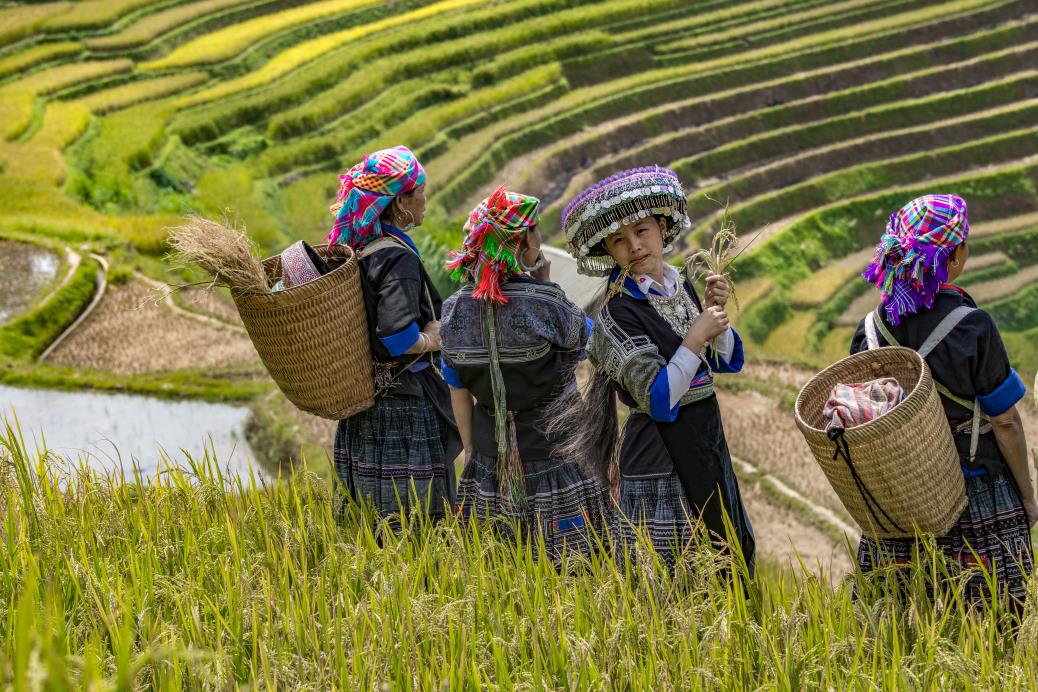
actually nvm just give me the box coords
[379,321,421,357]
[706,328,745,373]
[440,358,463,389]
[978,368,1026,417]
[648,367,680,422]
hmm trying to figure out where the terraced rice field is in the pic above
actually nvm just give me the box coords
[0,0,1032,476]
[2,0,1038,682]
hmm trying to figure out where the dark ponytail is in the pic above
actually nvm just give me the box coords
[545,279,619,486]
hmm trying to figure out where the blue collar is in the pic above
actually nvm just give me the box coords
[607,267,669,300]
[382,224,420,257]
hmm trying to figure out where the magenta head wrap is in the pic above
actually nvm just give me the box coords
[326,145,425,250]
[863,193,969,326]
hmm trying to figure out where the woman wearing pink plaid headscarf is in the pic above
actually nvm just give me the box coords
[330,146,461,522]
[851,193,1035,614]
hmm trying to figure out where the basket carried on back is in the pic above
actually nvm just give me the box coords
[794,346,966,539]
[233,243,375,420]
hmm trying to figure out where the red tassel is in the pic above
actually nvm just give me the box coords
[472,264,508,305]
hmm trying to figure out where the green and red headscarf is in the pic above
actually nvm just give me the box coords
[446,185,540,304]
[327,145,425,250]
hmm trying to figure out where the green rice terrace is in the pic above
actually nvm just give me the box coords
[2,0,1038,685]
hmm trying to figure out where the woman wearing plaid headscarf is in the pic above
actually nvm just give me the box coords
[851,193,1035,614]
[329,145,460,521]
[439,186,611,565]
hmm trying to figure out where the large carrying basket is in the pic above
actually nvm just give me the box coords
[232,243,375,420]
[794,346,966,539]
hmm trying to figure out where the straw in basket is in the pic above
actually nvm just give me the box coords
[233,243,375,420]
[794,346,966,539]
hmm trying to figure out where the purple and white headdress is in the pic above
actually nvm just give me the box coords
[561,166,691,276]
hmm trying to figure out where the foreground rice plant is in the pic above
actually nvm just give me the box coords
[0,418,1036,688]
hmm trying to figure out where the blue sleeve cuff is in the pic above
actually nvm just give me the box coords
[378,321,421,356]
[978,368,1026,417]
[585,316,594,334]
[440,358,463,389]
[706,328,745,373]
[648,367,680,423]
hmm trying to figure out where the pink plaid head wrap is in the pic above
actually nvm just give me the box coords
[326,145,425,250]
[863,193,970,325]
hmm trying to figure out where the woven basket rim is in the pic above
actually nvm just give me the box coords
[794,346,927,436]
[234,243,356,306]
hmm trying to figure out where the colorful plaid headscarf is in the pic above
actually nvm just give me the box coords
[445,186,540,509]
[863,193,970,326]
[326,145,425,250]
[445,185,540,305]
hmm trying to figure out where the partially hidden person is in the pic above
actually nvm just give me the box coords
[439,186,612,564]
[328,145,460,521]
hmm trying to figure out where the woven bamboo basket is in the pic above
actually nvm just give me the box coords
[232,243,374,420]
[794,346,966,539]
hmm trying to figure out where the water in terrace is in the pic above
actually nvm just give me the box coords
[0,240,59,324]
[0,385,265,481]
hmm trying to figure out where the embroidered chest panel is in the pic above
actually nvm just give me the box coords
[645,288,700,339]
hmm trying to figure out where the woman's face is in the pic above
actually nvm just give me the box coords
[395,183,427,227]
[602,217,667,278]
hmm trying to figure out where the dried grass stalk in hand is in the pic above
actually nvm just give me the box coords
[684,199,763,355]
[167,215,268,295]
[684,198,763,314]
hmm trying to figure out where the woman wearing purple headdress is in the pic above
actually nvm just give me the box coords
[554,166,755,574]
[851,193,1035,611]
[328,145,459,521]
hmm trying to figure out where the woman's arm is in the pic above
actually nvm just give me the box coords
[449,386,475,454]
[404,320,440,354]
[989,405,1038,526]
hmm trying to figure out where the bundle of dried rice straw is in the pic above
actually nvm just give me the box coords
[167,215,269,295]
[684,198,762,312]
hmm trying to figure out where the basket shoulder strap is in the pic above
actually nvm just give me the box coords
[359,235,437,316]
[917,306,975,358]
[357,236,400,258]
[870,307,987,454]
[864,311,883,349]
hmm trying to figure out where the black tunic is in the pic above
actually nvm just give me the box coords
[350,229,460,477]
[358,233,442,400]
[850,285,1027,476]
[439,276,589,461]
[589,272,755,567]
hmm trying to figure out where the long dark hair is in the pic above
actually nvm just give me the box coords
[545,279,619,486]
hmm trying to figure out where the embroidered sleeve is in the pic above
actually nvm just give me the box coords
[588,301,670,420]
[439,355,464,389]
[540,284,590,352]
[665,346,702,408]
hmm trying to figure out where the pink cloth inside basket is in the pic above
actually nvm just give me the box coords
[823,377,906,432]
